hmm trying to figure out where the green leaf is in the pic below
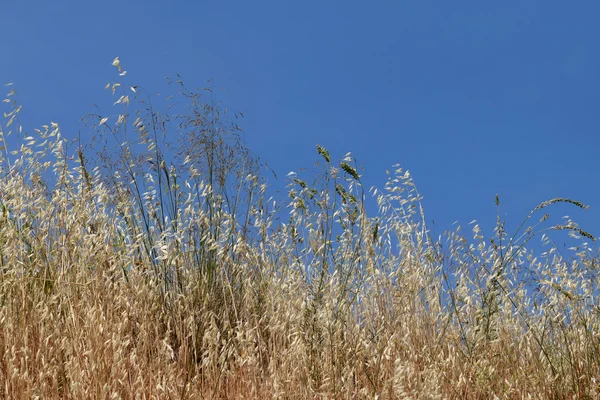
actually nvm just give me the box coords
[316,144,330,163]
[293,178,307,189]
[340,162,359,180]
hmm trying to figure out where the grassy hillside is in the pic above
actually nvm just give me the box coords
[0,62,598,398]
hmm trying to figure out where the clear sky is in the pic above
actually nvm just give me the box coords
[2,1,599,240]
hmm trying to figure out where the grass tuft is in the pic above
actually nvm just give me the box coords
[0,62,598,398]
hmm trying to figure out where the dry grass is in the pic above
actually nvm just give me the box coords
[0,62,599,399]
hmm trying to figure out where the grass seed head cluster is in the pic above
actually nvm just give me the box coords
[0,60,598,398]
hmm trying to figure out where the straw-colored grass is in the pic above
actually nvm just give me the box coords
[0,61,598,399]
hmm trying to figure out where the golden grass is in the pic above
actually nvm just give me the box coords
[0,65,599,398]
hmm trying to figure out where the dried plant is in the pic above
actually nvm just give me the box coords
[0,61,598,399]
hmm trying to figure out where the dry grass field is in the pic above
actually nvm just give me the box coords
[0,62,598,398]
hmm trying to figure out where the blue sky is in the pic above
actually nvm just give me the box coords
[2,1,599,241]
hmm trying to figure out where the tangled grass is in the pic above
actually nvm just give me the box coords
[0,62,599,399]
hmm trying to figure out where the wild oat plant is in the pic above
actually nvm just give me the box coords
[0,60,598,399]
